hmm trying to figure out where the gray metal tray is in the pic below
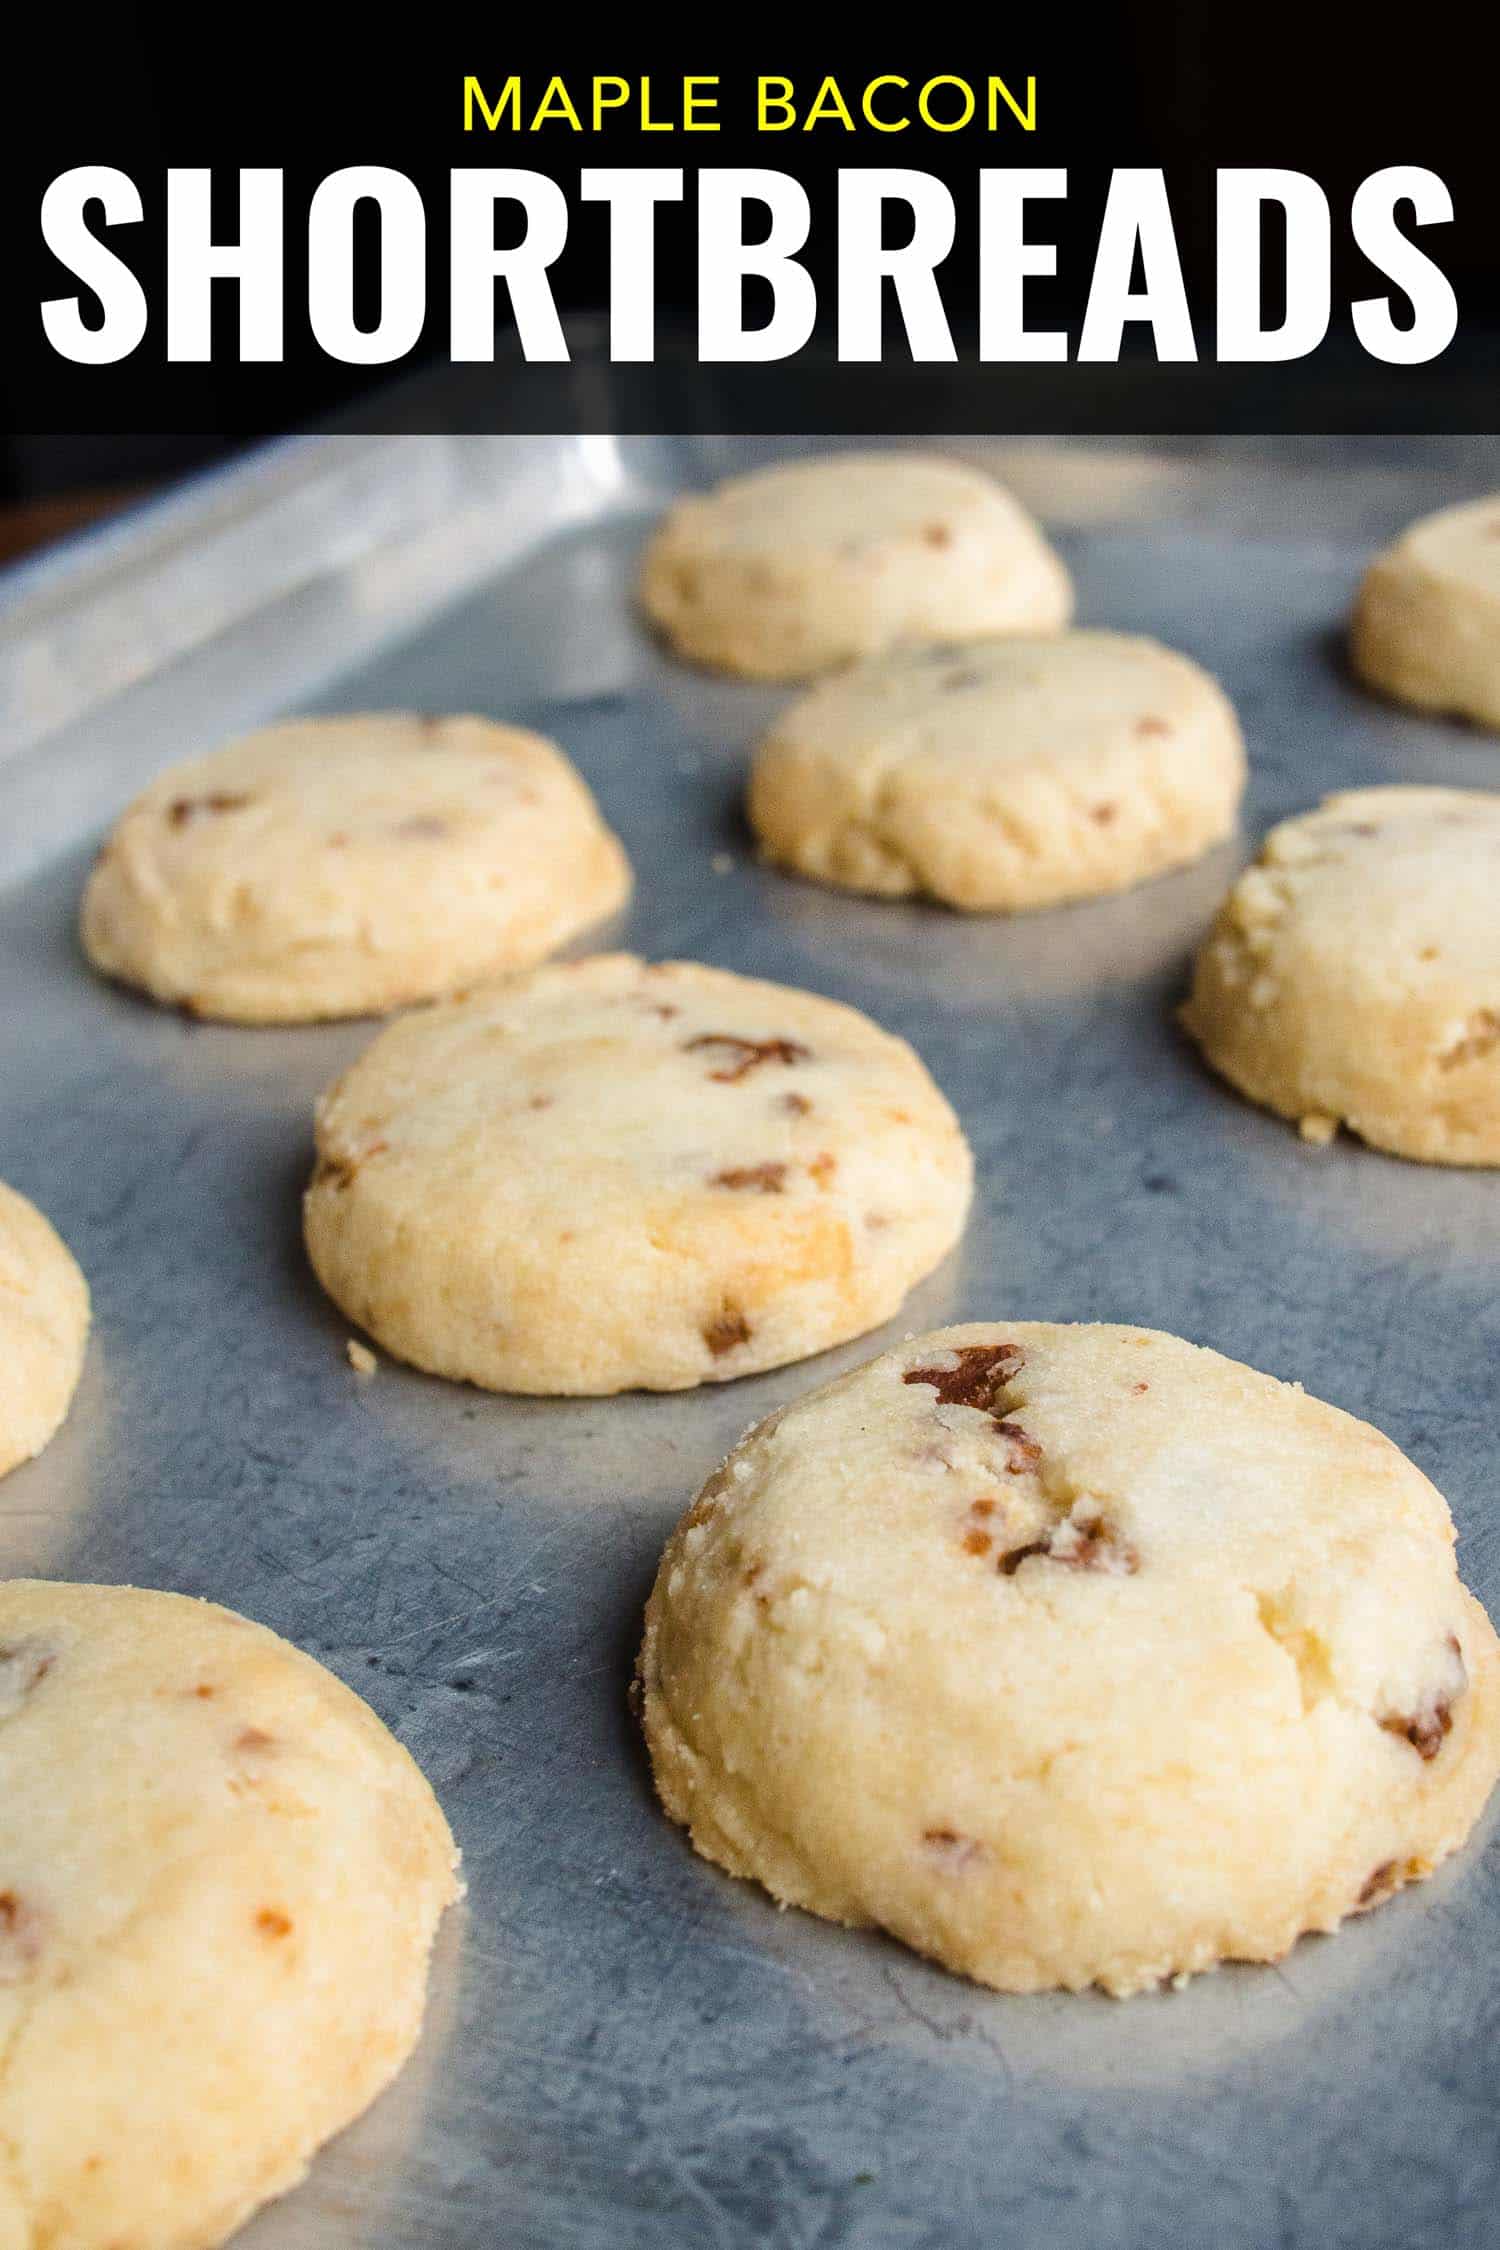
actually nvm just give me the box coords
[5,433,1500,2250]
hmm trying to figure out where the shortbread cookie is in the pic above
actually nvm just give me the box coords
[639,1321,1500,1997]
[0,1183,88,1480]
[1351,496,1500,729]
[640,453,1072,680]
[1183,788,1500,1164]
[749,630,1245,910]
[0,1579,460,2249]
[304,955,972,1394]
[81,713,631,1023]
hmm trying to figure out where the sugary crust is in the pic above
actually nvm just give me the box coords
[1183,787,1500,1164]
[0,1183,89,1480]
[0,1580,460,2249]
[303,955,973,1395]
[749,630,1245,910]
[640,453,1072,681]
[80,714,631,1024]
[640,1322,1500,1996]
[1351,496,1500,731]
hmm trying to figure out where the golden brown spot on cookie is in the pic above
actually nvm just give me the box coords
[1419,946,1441,962]
[970,1497,997,1519]
[712,1163,788,1194]
[255,1908,294,1940]
[808,1152,838,1188]
[922,523,953,549]
[1135,716,1170,738]
[168,791,254,827]
[1132,1380,1150,1395]
[1358,1860,1402,1906]
[1091,803,1118,825]
[780,1091,812,1116]
[685,1034,811,1083]
[1438,1009,1500,1070]
[234,1727,277,1757]
[644,1002,681,1021]
[327,830,350,848]
[704,1304,752,1357]
[314,1139,388,1192]
[903,1343,1025,1416]
[962,1528,992,1556]
[0,1891,44,1979]
[190,1682,216,1700]
[528,1093,554,1110]
[1001,1512,1137,1577]
[0,1640,56,1711]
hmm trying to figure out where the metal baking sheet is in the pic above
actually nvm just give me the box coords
[5,432,1500,2249]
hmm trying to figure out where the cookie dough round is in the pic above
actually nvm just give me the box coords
[80,713,632,1023]
[304,954,972,1394]
[639,1321,1500,1997]
[1351,495,1500,729]
[0,1579,460,2249]
[749,630,1246,910]
[1183,787,1500,1164]
[0,1183,88,1480]
[639,452,1072,681]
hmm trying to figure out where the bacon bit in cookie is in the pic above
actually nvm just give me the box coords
[1380,1637,1466,1759]
[704,1305,752,1357]
[962,1528,992,1556]
[1439,1009,1500,1070]
[922,1828,983,1868]
[903,1343,1025,1416]
[255,1908,294,1940]
[995,1419,1043,1473]
[0,1640,55,1714]
[808,1152,838,1188]
[780,1091,812,1116]
[1091,803,1118,825]
[168,791,254,827]
[0,1891,44,1979]
[923,523,953,548]
[1000,1513,1137,1577]
[1132,1380,1150,1395]
[685,1034,811,1083]
[712,1163,787,1194]
[1135,716,1171,738]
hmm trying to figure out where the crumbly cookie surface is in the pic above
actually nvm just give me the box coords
[304,954,972,1394]
[80,713,631,1023]
[749,630,1245,909]
[0,1183,88,1480]
[639,1321,1500,1996]
[0,1579,460,2250]
[639,452,1072,680]
[1351,495,1500,730]
[1183,787,1500,1163]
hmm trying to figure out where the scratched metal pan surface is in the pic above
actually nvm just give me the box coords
[5,432,1500,2249]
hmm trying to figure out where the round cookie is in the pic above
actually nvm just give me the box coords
[638,1321,1500,1997]
[1351,495,1500,730]
[81,713,631,1023]
[749,630,1246,910]
[639,452,1072,681]
[304,954,972,1395]
[0,1579,460,2249]
[1183,787,1500,1164]
[0,1183,88,1480]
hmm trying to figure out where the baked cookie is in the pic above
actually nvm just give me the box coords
[1183,787,1500,1164]
[639,1321,1500,1997]
[304,955,972,1394]
[0,1579,460,2249]
[0,1183,88,1480]
[748,630,1245,910]
[81,713,631,1023]
[1351,495,1500,729]
[639,452,1072,681]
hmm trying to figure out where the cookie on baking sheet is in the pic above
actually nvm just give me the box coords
[639,452,1072,681]
[80,713,631,1023]
[1351,495,1500,730]
[1183,788,1500,1165]
[748,630,1246,911]
[304,954,972,1395]
[0,1182,88,1480]
[0,1579,460,2250]
[638,1321,1500,1997]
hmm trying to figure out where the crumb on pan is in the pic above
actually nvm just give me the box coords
[347,1338,378,1377]
[1298,1113,1338,1147]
